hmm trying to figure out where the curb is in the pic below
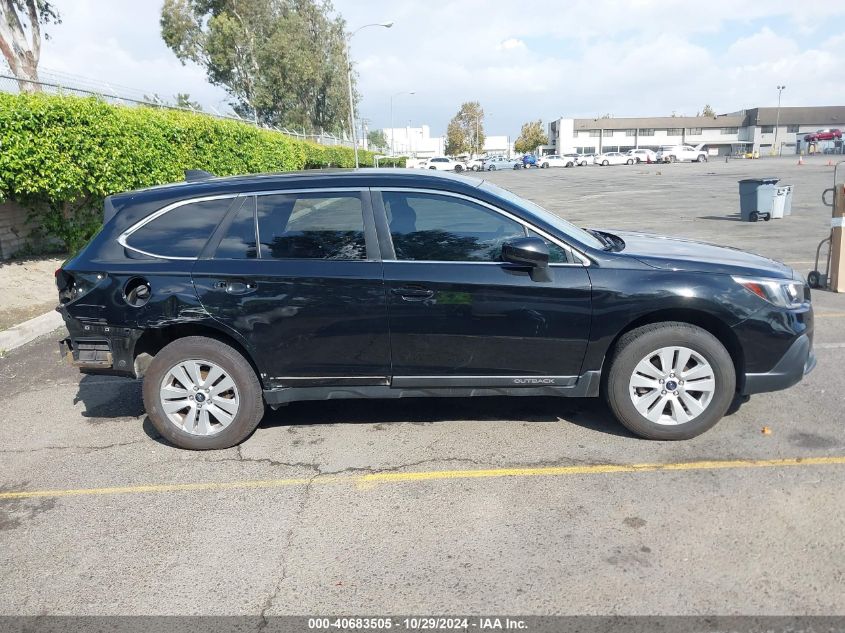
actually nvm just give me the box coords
[0,310,65,354]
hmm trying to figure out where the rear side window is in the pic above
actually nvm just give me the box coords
[256,192,366,260]
[125,198,233,258]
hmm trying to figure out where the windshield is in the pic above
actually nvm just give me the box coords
[479,181,606,250]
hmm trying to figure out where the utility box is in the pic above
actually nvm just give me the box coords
[738,178,780,221]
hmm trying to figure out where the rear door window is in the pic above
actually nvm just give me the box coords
[256,192,366,260]
[125,198,234,258]
[215,197,258,259]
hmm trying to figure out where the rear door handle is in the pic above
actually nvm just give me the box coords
[214,279,257,295]
[391,286,434,301]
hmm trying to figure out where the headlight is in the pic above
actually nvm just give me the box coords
[732,276,806,308]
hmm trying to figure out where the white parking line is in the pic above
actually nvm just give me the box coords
[815,343,845,349]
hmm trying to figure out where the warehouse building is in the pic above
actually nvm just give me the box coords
[546,106,845,157]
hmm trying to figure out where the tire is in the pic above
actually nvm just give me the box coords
[541,163,548,168]
[749,211,759,222]
[454,164,463,173]
[489,165,497,171]
[626,159,634,165]
[143,336,264,450]
[602,160,609,166]
[808,270,822,289]
[604,322,736,440]
[566,162,574,168]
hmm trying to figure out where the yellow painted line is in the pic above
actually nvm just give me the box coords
[2,456,844,500]
[815,312,845,318]
[355,456,845,488]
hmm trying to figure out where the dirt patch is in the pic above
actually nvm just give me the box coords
[0,256,65,330]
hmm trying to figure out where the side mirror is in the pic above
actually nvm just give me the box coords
[502,237,549,268]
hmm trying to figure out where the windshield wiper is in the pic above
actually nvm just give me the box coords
[588,229,615,251]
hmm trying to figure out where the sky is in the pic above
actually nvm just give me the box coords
[30,0,845,138]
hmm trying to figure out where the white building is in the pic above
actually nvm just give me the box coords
[546,106,845,157]
[383,125,514,158]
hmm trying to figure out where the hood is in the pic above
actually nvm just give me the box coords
[602,230,795,279]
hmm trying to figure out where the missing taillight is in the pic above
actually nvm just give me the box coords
[58,272,106,304]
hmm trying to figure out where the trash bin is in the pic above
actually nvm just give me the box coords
[738,177,780,221]
[780,184,794,215]
[771,187,787,219]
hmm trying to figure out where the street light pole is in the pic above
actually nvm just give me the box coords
[345,21,393,168]
[390,91,415,157]
[774,84,786,156]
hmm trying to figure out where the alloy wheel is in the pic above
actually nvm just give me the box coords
[628,346,715,425]
[159,359,240,436]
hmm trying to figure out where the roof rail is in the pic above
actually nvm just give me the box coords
[185,169,216,182]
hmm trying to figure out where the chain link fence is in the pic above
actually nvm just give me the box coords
[0,70,354,147]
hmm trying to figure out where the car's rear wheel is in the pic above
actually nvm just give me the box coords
[454,164,463,172]
[604,323,735,440]
[601,160,609,166]
[489,165,497,171]
[626,159,634,165]
[143,336,264,450]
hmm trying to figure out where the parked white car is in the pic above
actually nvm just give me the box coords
[563,153,590,166]
[426,156,466,171]
[538,154,577,168]
[465,157,487,171]
[626,149,657,163]
[595,151,631,166]
[485,156,520,170]
[656,144,708,163]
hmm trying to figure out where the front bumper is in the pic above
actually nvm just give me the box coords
[742,333,816,395]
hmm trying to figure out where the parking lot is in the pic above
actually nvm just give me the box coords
[1,156,844,616]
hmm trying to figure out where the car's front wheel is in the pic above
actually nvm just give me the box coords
[454,164,463,172]
[143,336,265,450]
[626,159,634,165]
[604,323,735,440]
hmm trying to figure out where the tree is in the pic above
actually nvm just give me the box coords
[161,0,351,133]
[699,104,716,117]
[367,129,387,151]
[174,93,203,110]
[0,0,60,92]
[445,101,485,157]
[514,120,548,154]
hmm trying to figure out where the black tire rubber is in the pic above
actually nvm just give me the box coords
[604,322,736,440]
[808,270,822,289]
[602,160,609,166]
[749,211,759,222]
[143,336,265,450]
[454,164,463,172]
[626,159,634,165]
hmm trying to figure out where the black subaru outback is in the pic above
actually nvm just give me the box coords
[57,170,815,449]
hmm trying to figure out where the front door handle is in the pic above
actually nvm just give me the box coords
[392,286,434,301]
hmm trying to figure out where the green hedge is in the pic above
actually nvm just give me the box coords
[0,93,374,252]
[375,156,407,168]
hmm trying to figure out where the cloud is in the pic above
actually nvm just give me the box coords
[497,38,526,51]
